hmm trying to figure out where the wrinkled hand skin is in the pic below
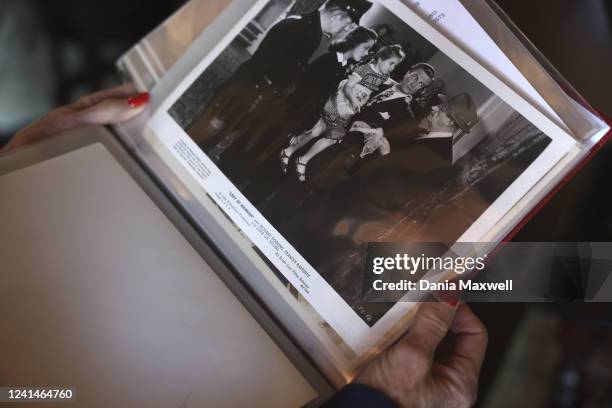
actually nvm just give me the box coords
[356,302,488,408]
[2,84,147,153]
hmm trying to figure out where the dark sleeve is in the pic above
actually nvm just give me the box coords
[385,123,425,149]
[352,106,386,129]
[322,384,398,408]
[381,99,413,130]
[354,99,414,131]
[302,53,340,98]
[246,19,312,80]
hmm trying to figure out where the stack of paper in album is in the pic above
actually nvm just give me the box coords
[113,0,610,386]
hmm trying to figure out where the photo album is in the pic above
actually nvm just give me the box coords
[116,0,610,384]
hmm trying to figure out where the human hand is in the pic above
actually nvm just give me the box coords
[355,302,488,408]
[2,84,149,153]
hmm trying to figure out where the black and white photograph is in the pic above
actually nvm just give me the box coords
[149,0,574,347]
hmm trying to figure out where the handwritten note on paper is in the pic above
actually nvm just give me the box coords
[412,1,447,24]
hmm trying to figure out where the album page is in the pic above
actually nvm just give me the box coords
[143,0,576,360]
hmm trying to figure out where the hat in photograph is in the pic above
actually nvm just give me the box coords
[447,93,477,133]
[329,0,373,23]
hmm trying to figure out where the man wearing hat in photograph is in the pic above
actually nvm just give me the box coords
[190,0,373,151]
[355,92,477,162]
[234,0,373,97]
[418,93,477,139]
[353,92,479,193]
[408,92,478,162]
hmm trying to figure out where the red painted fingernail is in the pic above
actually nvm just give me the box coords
[444,300,459,308]
[127,92,150,108]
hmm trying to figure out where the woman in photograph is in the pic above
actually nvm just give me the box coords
[247,26,379,166]
[188,0,370,154]
[280,44,406,181]
[217,26,380,204]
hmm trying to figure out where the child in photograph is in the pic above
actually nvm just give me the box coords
[247,26,379,166]
[281,45,406,181]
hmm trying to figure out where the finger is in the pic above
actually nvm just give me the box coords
[401,301,458,359]
[74,95,149,126]
[445,304,488,377]
[71,84,139,109]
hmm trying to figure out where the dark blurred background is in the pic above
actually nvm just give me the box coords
[1,1,611,407]
[471,2,612,406]
[0,0,186,140]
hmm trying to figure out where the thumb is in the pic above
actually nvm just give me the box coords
[400,302,458,359]
[75,93,150,126]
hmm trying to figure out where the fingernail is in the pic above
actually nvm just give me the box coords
[127,92,150,108]
[444,300,459,308]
